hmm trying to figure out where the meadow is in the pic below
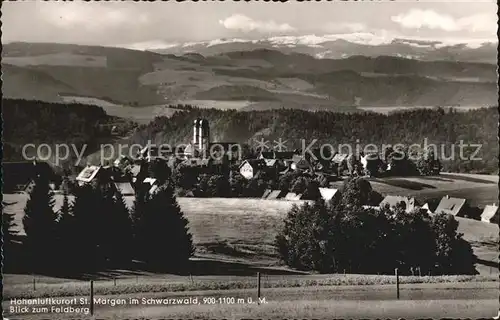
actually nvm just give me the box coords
[4,172,498,276]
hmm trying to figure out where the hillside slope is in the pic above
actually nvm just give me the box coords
[2,42,497,110]
[120,106,498,174]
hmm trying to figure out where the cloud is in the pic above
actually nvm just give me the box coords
[219,14,295,33]
[323,22,366,33]
[39,3,149,30]
[391,9,496,33]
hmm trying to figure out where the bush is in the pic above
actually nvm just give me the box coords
[276,200,335,272]
[431,213,477,275]
[277,196,477,275]
[340,177,376,207]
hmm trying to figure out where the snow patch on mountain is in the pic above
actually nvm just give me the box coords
[207,38,251,47]
[122,33,496,53]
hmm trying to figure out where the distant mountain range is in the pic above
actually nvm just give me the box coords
[2,41,497,113]
[145,34,497,64]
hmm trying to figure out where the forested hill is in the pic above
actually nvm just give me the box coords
[130,106,498,174]
[3,98,498,174]
[3,99,136,164]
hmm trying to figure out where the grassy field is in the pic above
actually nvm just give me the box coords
[4,273,497,299]
[4,173,499,275]
[3,282,498,319]
[59,96,182,124]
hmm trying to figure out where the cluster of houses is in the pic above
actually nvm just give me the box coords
[3,118,497,224]
[255,187,499,224]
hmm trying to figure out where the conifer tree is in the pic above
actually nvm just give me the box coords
[135,182,194,271]
[2,206,18,270]
[66,184,101,271]
[108,190,134,266]
[22,175,58,271]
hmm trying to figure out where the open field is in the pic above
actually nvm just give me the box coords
[4,272,497,299]
[3,282,498,319]
[4,173,498,275]
[59,96,182,124]
[2,53,107,67]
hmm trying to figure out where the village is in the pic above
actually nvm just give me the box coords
[4,118,498,224]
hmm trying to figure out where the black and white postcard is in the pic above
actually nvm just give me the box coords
[2,1,498,319]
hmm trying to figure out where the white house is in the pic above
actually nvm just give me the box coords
[239,159,265,180]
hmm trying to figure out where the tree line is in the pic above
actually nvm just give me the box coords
[276,177,477,275]
[3,174,476,276]
[4,174,194,274]
[3,98,137,163]
[131,106,498,174]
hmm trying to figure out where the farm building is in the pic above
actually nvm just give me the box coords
[434,195,468,217]
[143,177,160,195]
[259,151,296,167]
[137,145,173,162]
[361,153,384,177]
[285,192,302,200]
[22,180,56,194]
[319,187,340,202]
[481,205,499,223]
[239,159,266,179]
[113,155,132,169]
[3,161,56,192]
[421,203,433,214]
[266,190,287,200]
[331,153,349,176]
[379,195,416,213]
[290,155,313,172]
[114,182,135,196]
[75,165,101,185]
[128,163,147,184]
[261,189,272,199]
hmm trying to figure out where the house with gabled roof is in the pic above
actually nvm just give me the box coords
[481,204,499,223]
[379,195,416,213]
[284,192,302,200]
[266,189,287,200]
[261,189,273,199]
[319,187,340,202]
[434,195,468,217]
[290,155,313,172]
[114,182,135,196]
[239,159,266,180]
[75,165,101,185]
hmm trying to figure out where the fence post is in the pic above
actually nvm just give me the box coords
[90,280,94,316]
[32,274,36,291]
[113,277,116,286]
[190,274,194,285]
[395,268,400,300]
[257,272,261,304]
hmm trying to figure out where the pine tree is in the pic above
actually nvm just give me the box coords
[108,190,134,266]
[66,184,101,271]
[22,175,58,271]
[55,191,74,272]
[135,182,194,271]
[2,205,18,270]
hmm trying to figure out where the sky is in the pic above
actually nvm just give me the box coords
[2,1,497,49]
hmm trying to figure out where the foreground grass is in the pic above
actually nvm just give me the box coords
[96,299,500,320]
[7,298,498,320]
[4,274,497,299]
